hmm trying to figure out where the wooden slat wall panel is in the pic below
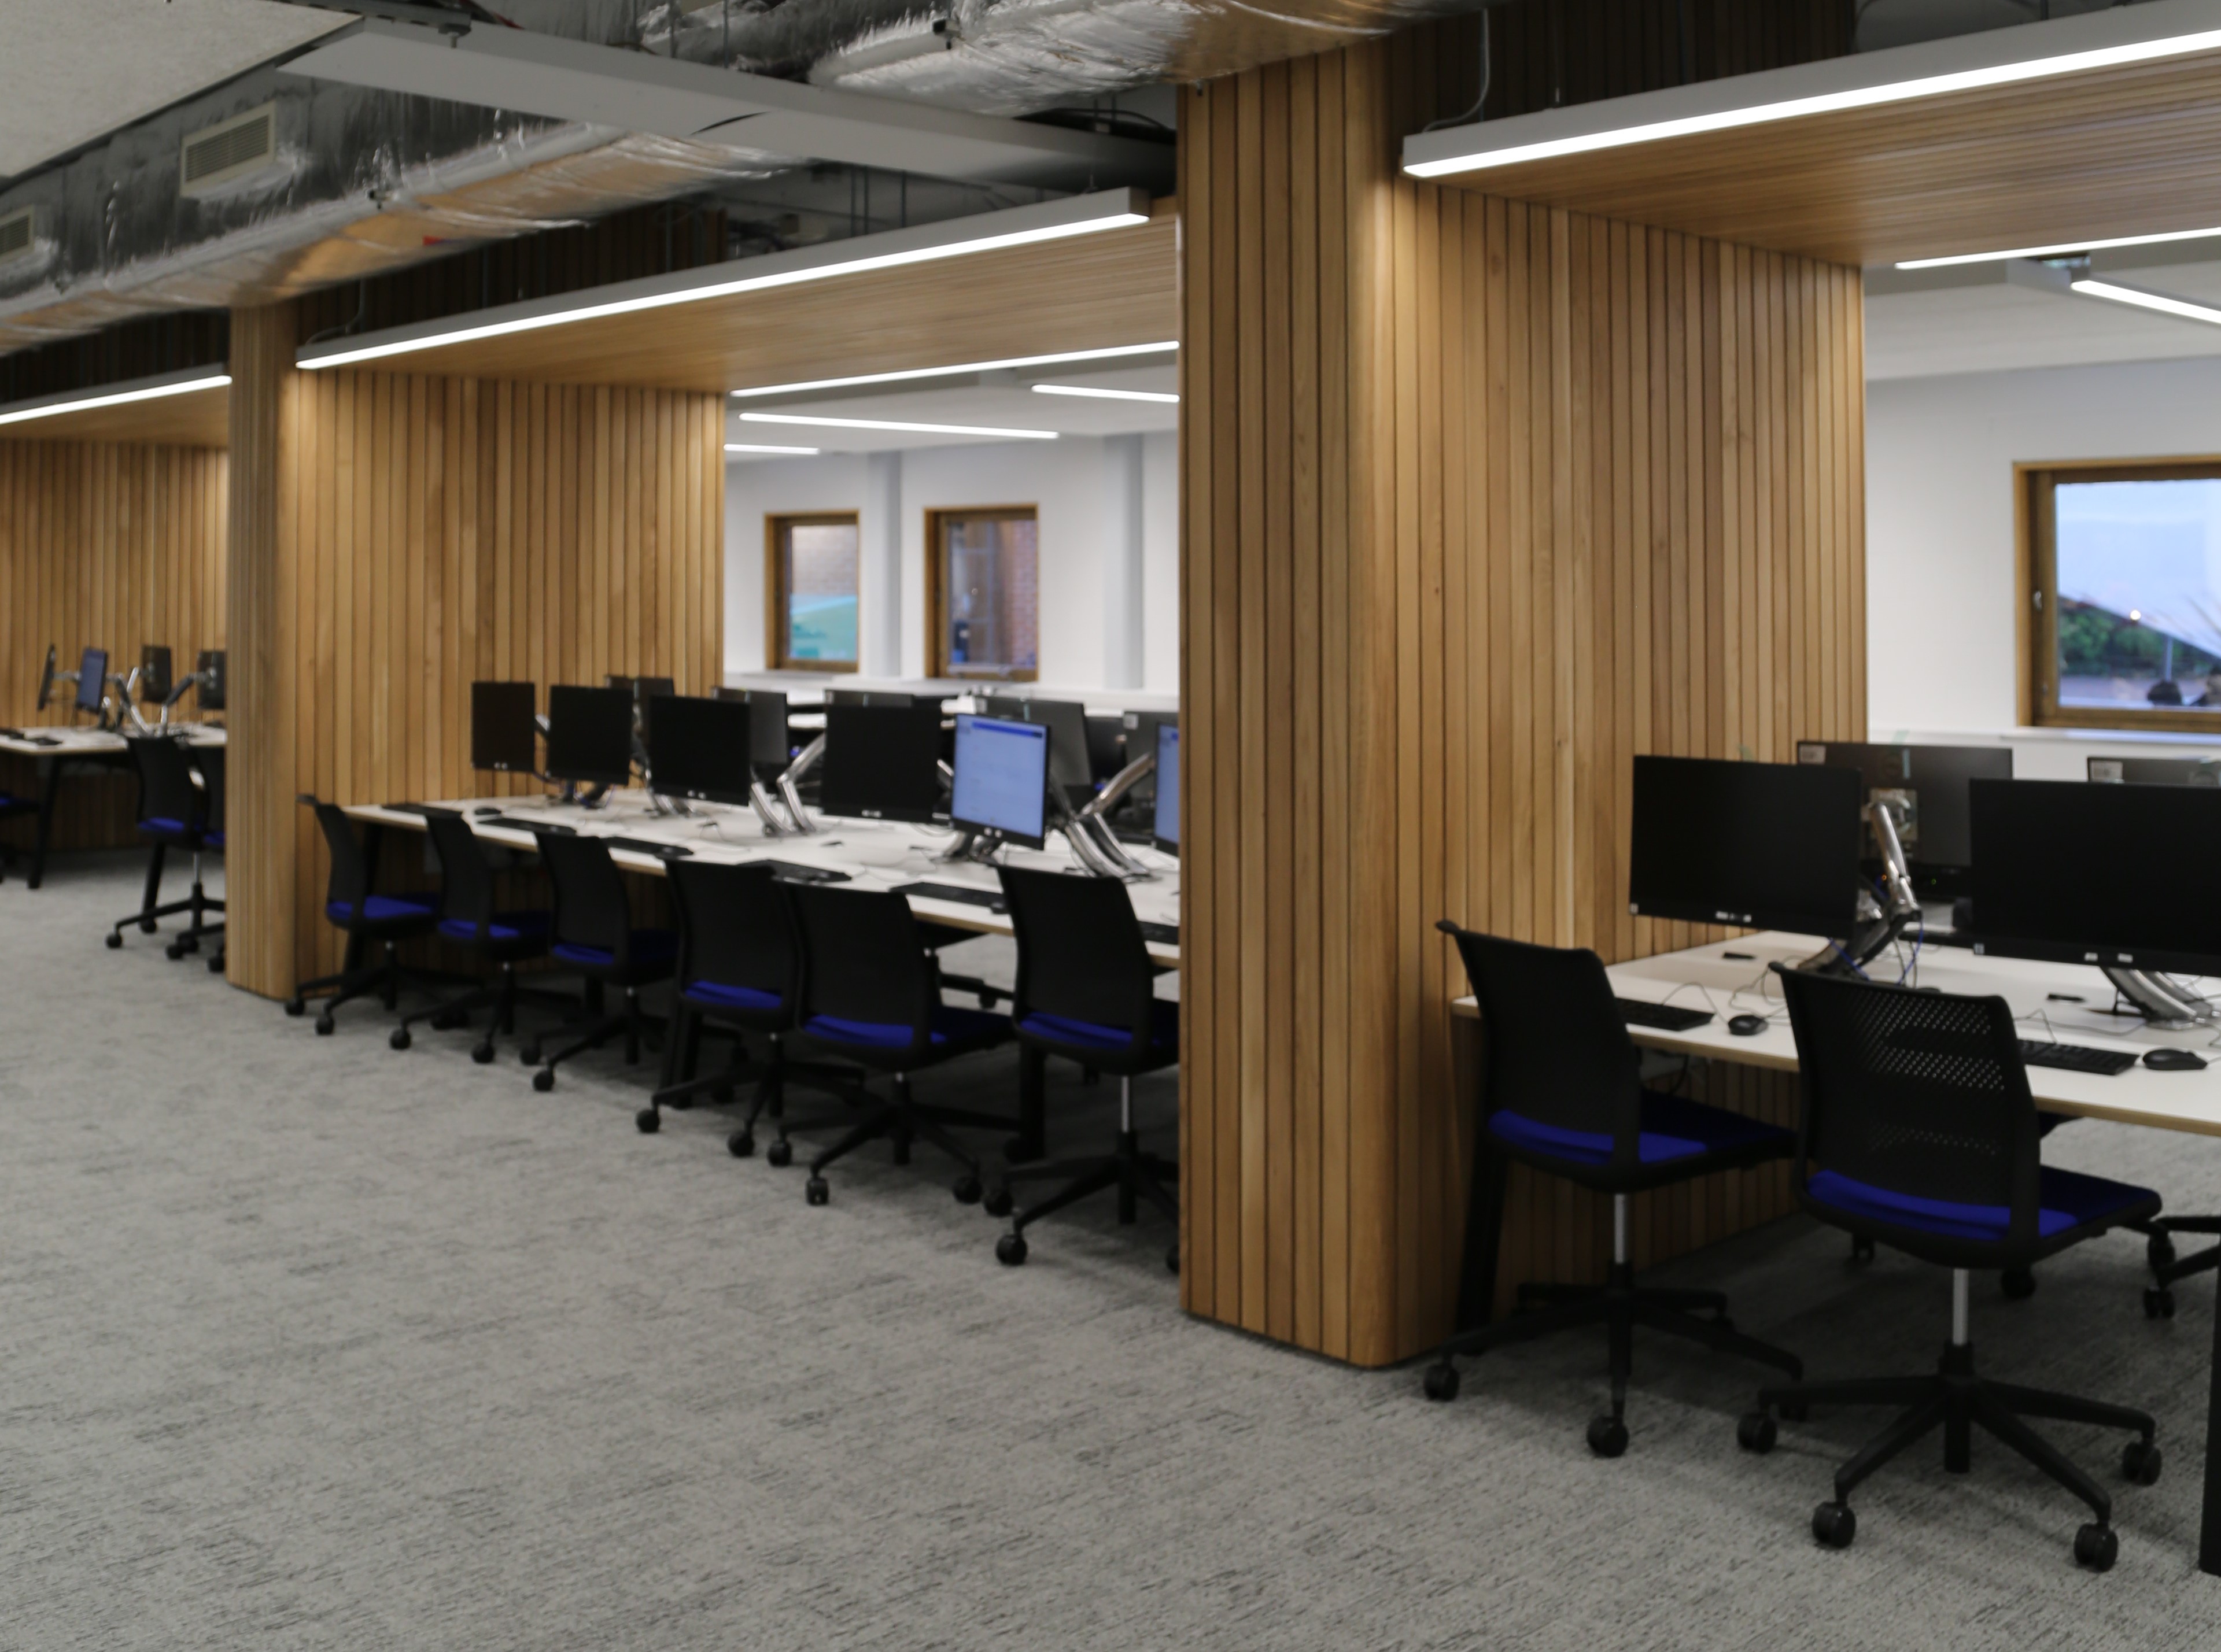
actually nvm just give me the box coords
[1179,38,1866,1368]
[0,440,227,852]
[225,301,725,998]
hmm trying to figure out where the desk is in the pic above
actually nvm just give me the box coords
[1453,932,2221,1575]
[0,725,226,889]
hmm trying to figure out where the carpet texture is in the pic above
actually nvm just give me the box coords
[5,855,2221,1649]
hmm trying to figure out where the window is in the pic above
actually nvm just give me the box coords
[767,513,859,672]
[928,507,1039,681]
[2024,461,2221,731]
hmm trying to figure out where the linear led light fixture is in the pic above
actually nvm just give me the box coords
[298,189,1152,371]
[740,412,1058,441]
[1031,384,1179,404]
[1403,2,2221,178]
[2069,277,2221,327]
[1899,226,2221,270]
[729,341,1178,401]
[0,368,231,427]
[726,442,821,455]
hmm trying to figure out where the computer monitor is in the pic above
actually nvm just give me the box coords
[195,650,226,713]
[711,686,792,768]
[1124,710,1176,801]
[2087,755,2221,788]
[471,681,539,773]
[1968,779,2221,977]
[951,715,1049,849]
[75,648,107,715]
[607,674,676,738]
[826,688,916,708]
[35,644,57,711]
[139,645,172,703]
[819,704,947,823]
[544,685,635,787]
[1796,740,2013,897]
[982,694,1094,799]
[1153,722,1179,855]
[645,694,754,804]
[1627,755,1864,936]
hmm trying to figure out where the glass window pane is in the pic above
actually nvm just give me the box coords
[940,512,1038,677]
[2055,479,2221,714]
[781,519,858,666]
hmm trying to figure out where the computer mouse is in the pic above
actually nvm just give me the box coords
[1727,1014,1770,1037]
[473,806,501,818]
[2143,1047,2209,1072]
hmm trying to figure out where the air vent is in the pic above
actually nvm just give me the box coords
[179,104,277,198]
[0,207,32,264]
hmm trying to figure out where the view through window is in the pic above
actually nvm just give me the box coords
[930,508,1039,681]
[769,513,859,671]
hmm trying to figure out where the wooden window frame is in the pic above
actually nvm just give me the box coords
[765,511,861,674]
[2021,456,2221,734]
[925,505,1041,683]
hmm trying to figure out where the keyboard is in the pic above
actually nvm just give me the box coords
[755,860,849,885]
[1139,921,1180,947]
[2018,1038,2139,1077]
[1616,997,1714,1031]
[603,836,695,859]
[895,881,1006,911]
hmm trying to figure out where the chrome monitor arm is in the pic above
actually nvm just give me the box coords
[1073,750,1156,878]
[748,733,824,837]
[1801,797,1923,973]
[2102,968,2216,1031]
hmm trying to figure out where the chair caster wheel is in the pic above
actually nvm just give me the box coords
[1422,1362,1460,1402]
[2001,1267,2036,1300]
[314,1015,335,1036]
[532,1069,555,1093]
[389,1028,411,1051]
[728,1130,754,1158]
[2123,1439,2163,1485]
[1812,1501,1857,1549]
[766,1139,794,1168]
[804,1177,829,1206]
[1850,1236,1875,1265]
[982,1186,1014,1218]
[285,997,306,1017]
[1586,1416,1629,1458]
[1737,1411,1778,1454]
[977,991,998,1009]
[2145,1287,2176,1320]
[2074,1522,2118,1572]
[105,931,124,949]
[208,955,225,974]
[1165,1244,1179,1275]
[164,945,185,961]
[471,1044,495,1065]
[139,919,158,935]
[635,1108,660,1134]
[996,1233,1028,1266]
[2149,1233,2179,1273]
[953,1175,983,1206]
[518,1044,541,1067]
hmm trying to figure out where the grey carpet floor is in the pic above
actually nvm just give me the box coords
[5,856,2221,1649]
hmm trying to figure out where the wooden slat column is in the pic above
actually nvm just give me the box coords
[1177,37,1868,1367]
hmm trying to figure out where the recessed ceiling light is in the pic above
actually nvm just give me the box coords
[0,370,231,427]
[725,442,821,455]
[739,412,1058,441]
[1030,384,1180,404]
[2069,278,2221,328]
[729,342,1177,401]
[1898,226,2221,270]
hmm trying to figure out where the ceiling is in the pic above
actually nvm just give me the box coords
[724,363,1178,457]
[0,0,345,182]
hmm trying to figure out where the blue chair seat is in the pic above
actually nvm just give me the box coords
[803,1004,1010,1052]
[1017,1001,1179,1056]
[684,980,785,1015]
[329,893,439,926]
[1807,1165,2156,1244]
[438,910,549,947]
[141,816,200,841]
[1489,1091,1790,1167]
[204,830,224,850]
[551,930,677,970]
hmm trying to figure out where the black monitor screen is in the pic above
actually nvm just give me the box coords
[544,685,634,786]
[820,704,947,824]
[139,645,172,703]
[647,694,753,803]
[983,695,1094,798]
[471,682,538,773]
[1969,779,2221,975]
[75,648,107,714]
[1628,755,1864,937]
[827,688,916,708]
[2089,755,2221,788]
[1796,740,2012,889]
[713,687,792,769]
[951,715,1049,848]
[1153,723,1179,853]
[196,650,226,713]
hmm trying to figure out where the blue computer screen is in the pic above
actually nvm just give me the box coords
[1154,723,1179,848]
[951,715,1048,843]
[75,648,107,714]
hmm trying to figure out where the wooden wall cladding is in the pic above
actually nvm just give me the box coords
[1176,35,1865,1367]
[0,440,227,851]
[224,301,725,999]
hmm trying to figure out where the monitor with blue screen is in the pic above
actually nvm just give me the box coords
[1153,723,1179,855]
[951,715,1048,849]
[75,648,107,715]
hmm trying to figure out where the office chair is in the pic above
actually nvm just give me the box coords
[519,830,676,1092]
[1739,966,2163,1571]
[284,798,442,1034]
[104,737,224,959]
[183,745,228,971]
[777,881,1013,1206]
[0,785,36,882]
[388,810,560,1065]
[1421,923,1803,1457]
[984,866,1178,1272]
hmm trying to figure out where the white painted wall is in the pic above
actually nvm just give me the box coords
[725,431,1180,701]
[1867,355,2221,776]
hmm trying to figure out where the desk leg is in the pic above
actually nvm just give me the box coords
[1452,1144,1510,1335]
[2202,1267,2221,1575]
[28,757,60,890]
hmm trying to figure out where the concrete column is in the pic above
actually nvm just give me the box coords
[1103,433,1146,690]
[859,452,903,678]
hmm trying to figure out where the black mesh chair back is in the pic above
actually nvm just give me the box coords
[1775,966,2042,1256]
[313,800,373,918]
[129,737,203,834]
[788,882,935,1045]
[1442,925,1645,1165]
[424,811,495,937]
[533,831,637,965]
[999,865,1156,1061]
[193,745,226,838]
[669,859,797,1001]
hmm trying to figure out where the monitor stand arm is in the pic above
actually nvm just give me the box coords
[748,779,796,837]
[935,827,997,866]
[1072,752,1156,879]
[773,734,825,835]
[1054,791,1144,882]
[1801,799,1923,974]
[2102,967,2215,1030]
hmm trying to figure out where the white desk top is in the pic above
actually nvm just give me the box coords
[0,722,225,758]
[1454,932,2221,1140]
[344,790,1182,967]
